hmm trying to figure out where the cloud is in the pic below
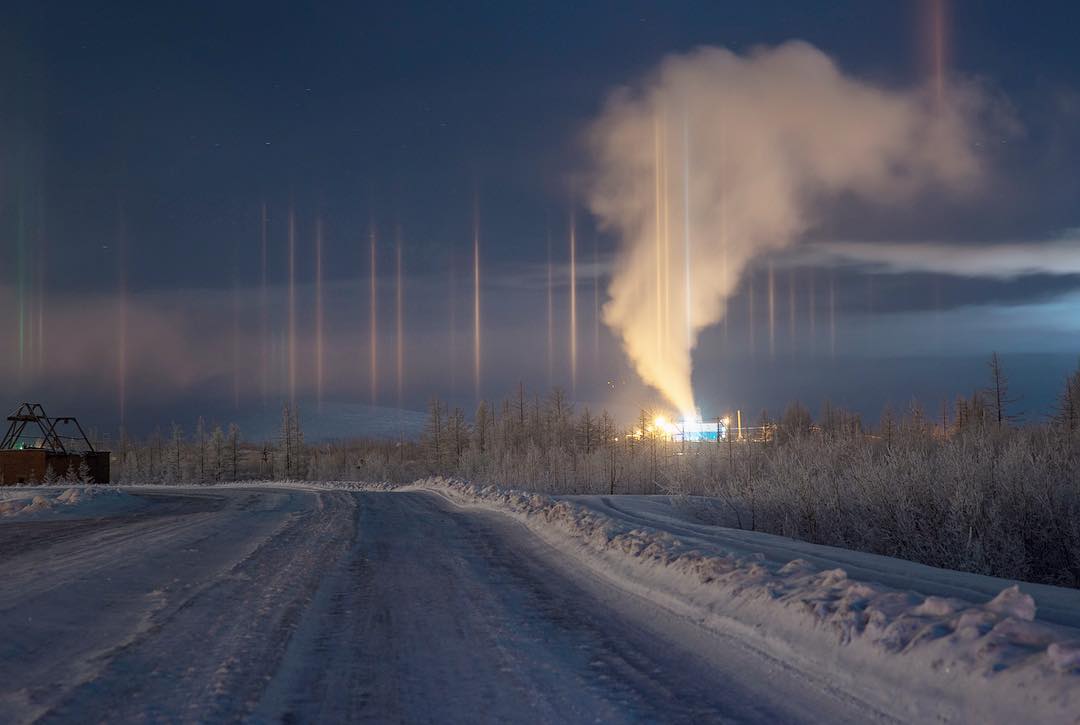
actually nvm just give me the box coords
[804,231,1080,279]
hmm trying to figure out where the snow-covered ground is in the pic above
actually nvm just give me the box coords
[562,493,1080,630]
[1,480,1077,723]
[0,486,151,520]
[415,479,1080,723]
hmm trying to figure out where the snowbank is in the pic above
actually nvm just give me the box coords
[0,486,150,521]
[409,478,1080,723]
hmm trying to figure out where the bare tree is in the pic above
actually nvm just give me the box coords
[986,352,1020,426]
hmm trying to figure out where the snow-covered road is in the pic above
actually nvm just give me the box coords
[0,487,879,724]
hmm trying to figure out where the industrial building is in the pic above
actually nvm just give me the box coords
[649,415,730,443]
[0,403,110,484]
[671,418,728,443]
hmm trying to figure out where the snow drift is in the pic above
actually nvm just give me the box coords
[0,486,148,520]
[411,477,1079,722]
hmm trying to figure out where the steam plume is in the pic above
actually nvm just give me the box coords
[587,42,983,417]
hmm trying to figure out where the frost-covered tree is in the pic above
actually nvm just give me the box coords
[77,457,92,485]
[278,403,304,479]
[1053,359,1080,432]
[194,417,207,483]
[986,352,1020,426]
[148,427,163,481]
[448,407,468,463]
[168,423,184,483]
[422,398,445,467]
[577,407,594,455]
[261,441,274,479]
[211,425,226,481]
[228,423,241,481]
[779,402,813,442]
[472,401,490,454]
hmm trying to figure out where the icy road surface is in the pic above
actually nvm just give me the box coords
[0,487,877,724]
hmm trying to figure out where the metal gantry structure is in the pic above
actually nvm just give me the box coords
[0,402,97,454]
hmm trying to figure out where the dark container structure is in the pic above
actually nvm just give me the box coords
[0,403,110,484]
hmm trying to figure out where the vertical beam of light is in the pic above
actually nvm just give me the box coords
[654,115,663,357]
[315,216,325,413]
[278,331,287,400]
[768,259,776,359]
[662,117,671,350]
[720,122,729,347]
[395,227,404,411]
[569,208,577,395]
[369,222,378,405]
[546,229,554,389]
[288,206,297,406]
[788,269,796,353]
[34,194,45,373]
[16,182,25,378]
[449,252,457,394]
[473,210,481,403]
[808,269,816,355]
[260,203,268,407]
[933,277,943,347]
[116,204,127,430]
[931,0,947,106]
[829,272,837,358]
[867,274,875,348]
[748,272,756,357]
[231,225,240,412]
[682,114,692,354]
[593,235,600,366]
[232,274,240,411]
[273,332,283,399]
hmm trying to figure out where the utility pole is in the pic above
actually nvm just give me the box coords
[727,419,734,470]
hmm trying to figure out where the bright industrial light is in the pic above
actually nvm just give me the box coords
[652,415,679,436]
[722,417,730,426]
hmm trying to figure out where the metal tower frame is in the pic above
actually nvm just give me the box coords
[0,402,97,454]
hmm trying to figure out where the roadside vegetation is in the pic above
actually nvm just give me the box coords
[101,353,1080,588]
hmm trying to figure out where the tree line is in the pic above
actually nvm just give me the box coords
[98,353,1080,587]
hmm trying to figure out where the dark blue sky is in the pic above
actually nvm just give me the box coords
[4,1,1080,435]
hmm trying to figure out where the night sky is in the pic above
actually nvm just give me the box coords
[4,1,1080,437]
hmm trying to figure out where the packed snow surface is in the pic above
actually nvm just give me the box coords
[1,480,1077,723]
[406,478,1080,723]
